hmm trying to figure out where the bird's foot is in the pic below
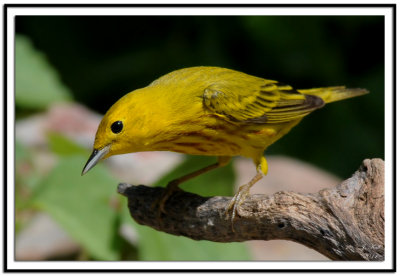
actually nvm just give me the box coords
[224,184,251,232]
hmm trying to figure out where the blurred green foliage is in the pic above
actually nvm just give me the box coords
[135,222,250,260]
[15,35,72,111]
[32,154,121,260]
[47,132,88,156]
[14,15,384,261]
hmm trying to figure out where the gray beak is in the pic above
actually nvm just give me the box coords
[81,145,111,175]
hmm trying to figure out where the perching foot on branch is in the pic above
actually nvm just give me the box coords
[118,158,384,261]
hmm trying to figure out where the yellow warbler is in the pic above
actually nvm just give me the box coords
[82,66,368,221]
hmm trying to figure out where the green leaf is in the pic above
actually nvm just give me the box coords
[33,155,120,260]
[154,155,235,197]
[15,35,72,109]
[47,132,88,156]
[134,221,251,261]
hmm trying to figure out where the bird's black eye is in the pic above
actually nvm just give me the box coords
[111,121,123,134]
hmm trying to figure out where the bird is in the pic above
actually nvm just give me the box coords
[82,66,368,223]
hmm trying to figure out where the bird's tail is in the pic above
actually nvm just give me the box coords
[298,86,369,104]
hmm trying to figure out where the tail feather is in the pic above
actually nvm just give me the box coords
[298,86,369,104]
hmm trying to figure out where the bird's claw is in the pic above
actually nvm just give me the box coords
[224,185,250,232]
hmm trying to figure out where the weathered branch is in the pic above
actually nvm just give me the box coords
[118,158,384,261]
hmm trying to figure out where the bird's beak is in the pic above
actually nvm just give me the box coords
[81,144,111,175]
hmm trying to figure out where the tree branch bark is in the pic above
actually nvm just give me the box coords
[118,158,384,261]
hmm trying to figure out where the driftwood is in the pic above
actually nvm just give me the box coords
[118,158,384,261]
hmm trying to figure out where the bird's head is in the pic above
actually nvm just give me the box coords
[81,91,143,175]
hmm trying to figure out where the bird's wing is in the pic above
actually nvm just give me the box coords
[202,80,325,124]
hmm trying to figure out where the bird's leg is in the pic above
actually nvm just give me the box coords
[155,156,232,214]
[225,156,268,230]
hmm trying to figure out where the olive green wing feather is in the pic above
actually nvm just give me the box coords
[202,80,324,124]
